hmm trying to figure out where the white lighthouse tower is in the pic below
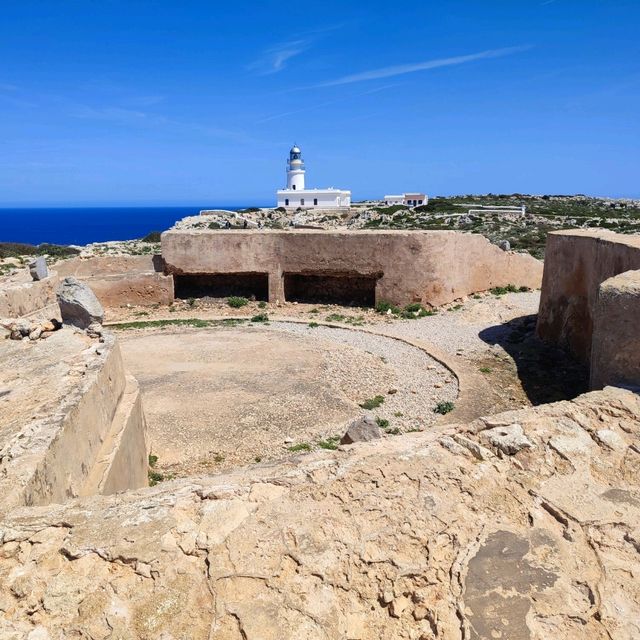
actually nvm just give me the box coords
[276,143,351,210]
[286,145,305,191]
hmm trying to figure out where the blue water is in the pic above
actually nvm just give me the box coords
[0,206,249,245]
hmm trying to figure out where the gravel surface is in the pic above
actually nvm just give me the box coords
[271,321,458,432]
[385,291,541,357]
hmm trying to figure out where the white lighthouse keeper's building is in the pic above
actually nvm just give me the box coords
[276,145,351,209]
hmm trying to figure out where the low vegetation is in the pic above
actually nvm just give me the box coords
[141,231,162,243]
[434,401,455,415]
[360,395,385,410]
[112,318,248,330]
[375,300,435,319]
[227,296,249,308]
[0,242,80,260]
[287,442,311,453]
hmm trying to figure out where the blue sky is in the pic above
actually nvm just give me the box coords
[1,0,639,206]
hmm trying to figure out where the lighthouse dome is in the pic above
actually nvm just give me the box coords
[290,145,301,154]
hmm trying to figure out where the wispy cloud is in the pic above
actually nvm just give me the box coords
[540,0,557,5]
[248,39,312,75]
[316,46,531,87]
[256,82,401,123]
[248,24,345,75]
[69,102,252,143]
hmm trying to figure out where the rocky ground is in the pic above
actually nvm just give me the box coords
[2,386,639,639]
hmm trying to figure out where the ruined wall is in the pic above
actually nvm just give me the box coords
[590,269,640,391]
[537,230,640,363]
[162,229,543,306]
[56,255,174,307]
[0,270,60,320]
[0,329,149,509]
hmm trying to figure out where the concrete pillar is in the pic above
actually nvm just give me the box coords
[269,270,285,303]
[590,269,640,390]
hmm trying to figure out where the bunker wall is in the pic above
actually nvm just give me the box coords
[537,230,640,363]
[56,256,174,307]
[590,269,640,391]
[161,230,543,307]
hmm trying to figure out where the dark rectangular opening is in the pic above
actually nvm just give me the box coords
[174,272,269,300]
[284,272,379,307]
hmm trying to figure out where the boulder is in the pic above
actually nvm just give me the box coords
[498,240,511,251]
[482,423,534,455]
[57,277,104,329]
[340,415,383,445]
[28,256,48,281]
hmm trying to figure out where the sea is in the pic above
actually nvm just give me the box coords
[0,206,254,246]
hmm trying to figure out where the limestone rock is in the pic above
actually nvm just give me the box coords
[86,322,103,338]
[28,256,48,281]
[482,423,534,455]
[340,414,382,444]
[56,277,104,329]
[498,239,511,251]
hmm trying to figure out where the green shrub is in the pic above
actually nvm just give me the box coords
[227,296,249,308]
[308,321,319,328]
[317,436,340,450]
[434,401,455,415]
[479,366,492,374]
[489,284,519,296]
[375,417,389,429]
[401,302,434,319]
[141,231,161,243]
[288,442,311,453]
[360,395,385,410]
[251,313,269,323]
[257,300,267,308]
[148,454,158,468]
[375,300,401,315]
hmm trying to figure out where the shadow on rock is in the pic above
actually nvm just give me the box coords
[479,314,588,405]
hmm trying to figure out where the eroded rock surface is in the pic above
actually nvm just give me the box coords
[1,387,639,639]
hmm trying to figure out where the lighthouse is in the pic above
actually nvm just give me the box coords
[276,144,351,210]
[286,145,305,191]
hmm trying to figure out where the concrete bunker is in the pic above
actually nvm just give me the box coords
[174,272,269,301]
[283,271,381,307]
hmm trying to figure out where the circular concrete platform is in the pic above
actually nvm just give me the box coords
[119,323,457,476]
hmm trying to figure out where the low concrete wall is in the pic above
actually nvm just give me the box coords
[56,256,174,307]
[0,271,60,318]
[162,230,543,306]
[537,230,640,363]
[590,269,640,390]
[0,331,149,509]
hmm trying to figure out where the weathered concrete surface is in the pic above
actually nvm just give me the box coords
[590,269,640,390]
[0,329,149,509]
[537,230,640,363]
[56,255,174,307]
[161,229,543,306]
[0,270,60,319]
[1,387,639,639]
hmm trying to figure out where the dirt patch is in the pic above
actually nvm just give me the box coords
[119,327,393,476]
